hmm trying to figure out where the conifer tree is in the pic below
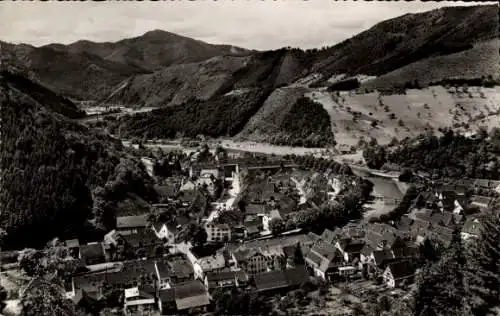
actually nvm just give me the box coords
[465,209,500,315]
[415,229,468,316]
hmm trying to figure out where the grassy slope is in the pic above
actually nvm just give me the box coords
[237,87,310,141]
[104,55,250,107]
[305,85,500,146]
[362,40,499,90]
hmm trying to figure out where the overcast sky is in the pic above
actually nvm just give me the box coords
[0,1,492,50]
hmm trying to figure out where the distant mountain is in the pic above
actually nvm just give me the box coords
[2,5,496,102]
[1,40,150,100]
[1,30,251,100]
[48,29,252,72]
[104,48,311,107]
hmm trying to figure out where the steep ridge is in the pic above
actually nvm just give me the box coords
[237,86,310,141]
[104,48,313,107]
[0,71,85,119]
[1,40,150,100]
[0,72,158,249]
[309,4,498,81]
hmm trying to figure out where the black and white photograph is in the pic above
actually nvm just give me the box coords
[0,0,499,315]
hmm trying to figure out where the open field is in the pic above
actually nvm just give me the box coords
[307,85,500,146]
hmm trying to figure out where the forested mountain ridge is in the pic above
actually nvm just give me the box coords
[0,71,85,119]
[103,48,313,108]
[0,72,158,249]
[46,29,252,72]
[309,4,498,81]
[1,4,496,102]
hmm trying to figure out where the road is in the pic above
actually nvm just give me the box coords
[77,106,157,123]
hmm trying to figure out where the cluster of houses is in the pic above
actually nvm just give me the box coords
[395,182,495,246]
[16,147,499,315]
[59,226,314,314]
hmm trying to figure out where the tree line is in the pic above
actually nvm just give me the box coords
[363,128,500,180]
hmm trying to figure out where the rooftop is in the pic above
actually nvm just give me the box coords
[79,243,105,260]
[462,218,482,236]
[198,254,226,271]
[386,260,416,279]
[116,215,148,229]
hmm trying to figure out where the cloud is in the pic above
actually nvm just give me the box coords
[0,1,490,50]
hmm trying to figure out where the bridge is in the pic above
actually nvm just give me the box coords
[372,196,401,205]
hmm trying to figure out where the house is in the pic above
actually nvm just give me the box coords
[103,230,120,249]
[461,218,482,240]
[173,280,211,314]
[305,240,344,281]
[189,163,219,178]
[416,192,439,209]
[179,180,197,192]
[335,238,365,263]
[195,176,217,196]
[245,203,267,216]
[383,260,416,288]
[253,270,287,293]
[204,222,231,243]
[232,247,284,276]
[124,286,156,315]
[155,183,179,201]
[204,270,245,292]
[79,242,106,266]
[152,222,176,244]
[198,253,227,275]
[369,249,395,270]
[359,244,375,268]
[392,246,419,261]
[156,254,195,287]
[452,197,468,215]
[244,215,264,238]
[231,225,246,241]
[158,280,211,315]
[63,239,80,259]
[200,168,220,179]
[320,228,339,244]
[116,215,149,235]
[473,179,500,191]
[72,259,160,301]
[337,144,353,154]
[254,266,309,294]
[395,216,414,233]
[118,230,165,259]
[470,195,493,211]
[158,288,176,315]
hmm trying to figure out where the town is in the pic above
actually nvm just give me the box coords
[1,140,496,316]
